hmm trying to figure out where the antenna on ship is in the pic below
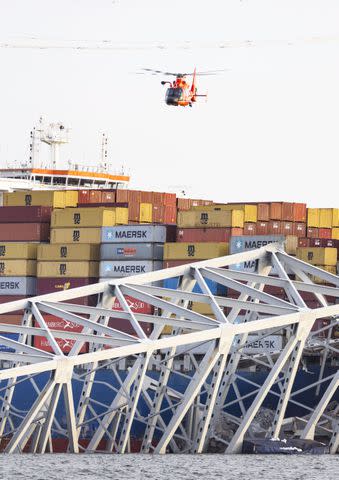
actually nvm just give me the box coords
[100,133,108,172]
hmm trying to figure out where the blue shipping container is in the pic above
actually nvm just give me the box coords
[0,332,20,352]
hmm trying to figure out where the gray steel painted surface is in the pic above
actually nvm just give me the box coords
[100,243,164,260]
[100,261,163,277]
[101,225,166,243]
[0,276,36,295]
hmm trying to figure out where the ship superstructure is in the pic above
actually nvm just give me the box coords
[0,118,130,191]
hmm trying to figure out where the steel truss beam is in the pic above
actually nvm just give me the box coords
[0,244,338,454]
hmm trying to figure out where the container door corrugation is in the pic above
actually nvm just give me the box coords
[37,261,99,278]
[37,244,100,261]
[0,243,38,259]
[50,228,102,244]
[164,242,229,260]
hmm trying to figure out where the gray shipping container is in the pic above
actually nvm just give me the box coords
[229,235,285,273]
[0,276,37,295]
[101,225,166,244]
[100,261,163,278]
[100,243,164,261]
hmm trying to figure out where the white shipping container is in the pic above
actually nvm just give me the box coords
[99,260,163,278]
[242,335,283,354]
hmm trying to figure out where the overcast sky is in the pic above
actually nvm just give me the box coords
[0,0,338,205]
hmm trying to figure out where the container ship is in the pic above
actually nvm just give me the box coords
[0,120,338,454]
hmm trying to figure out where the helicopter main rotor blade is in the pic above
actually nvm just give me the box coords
[141,68,179,76]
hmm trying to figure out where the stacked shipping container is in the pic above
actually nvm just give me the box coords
[0,189,338,349]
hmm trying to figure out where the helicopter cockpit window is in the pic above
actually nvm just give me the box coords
[165,88,183,104]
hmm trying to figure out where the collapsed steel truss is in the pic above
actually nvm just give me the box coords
[0,243,338,454]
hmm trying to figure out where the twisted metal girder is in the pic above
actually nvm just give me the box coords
[0,243,338,454]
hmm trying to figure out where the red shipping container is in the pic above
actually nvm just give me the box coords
[37,277,98,306]
[112,295,153,314]
[293,222,306,237]
[263,285,288,300]
[0,295,30,315]
[116,189,129,203]
[140,191,153,203]
[128,202,140,222]
[0,295,29,303]
[33,315,88,354]
[163,193,176,206]
[0,223,50,242]
[177,198,191,211]
[0,314,24,325]
[281,203,294,221]
[0,206,52,223]
[308,238,337,248]
[128,190,141,204]
[89,191,102,203]
[281,221,293,235]
[152,192,165,205]
[318,228,332,239]
[78,190,90,204]
[293,203,307,222]
[191,199,214,207]
[270,203,282,220]
[257,204,270,221]
[256,221,269,235]
[298,238,310,247]
[101,191,116,203]
[152,205,177,224]
[268,220,282,234]
[307,227,319,238]
[164,260,192,268]
[243,223,257,235]
[108,295,154,336]
[77,202,128,209]
[176,227,232,243]
[311,318,331,337]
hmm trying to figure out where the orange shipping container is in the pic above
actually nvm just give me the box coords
[257,204,270,221]
[140,191,153,203]
[88,191,102,203]
[163,193,176,206]
[128,190,141,204]
[270,203,282,220]
[152,192,164,204]
[116,189,129,203]
[281,203,294,221]
[318,228,332,239]
[230,228,244,236]
[128,202,140,222]
[152,205,177,224]
[293,203,307,222]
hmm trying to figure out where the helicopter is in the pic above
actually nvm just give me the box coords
[140,68,226,107]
